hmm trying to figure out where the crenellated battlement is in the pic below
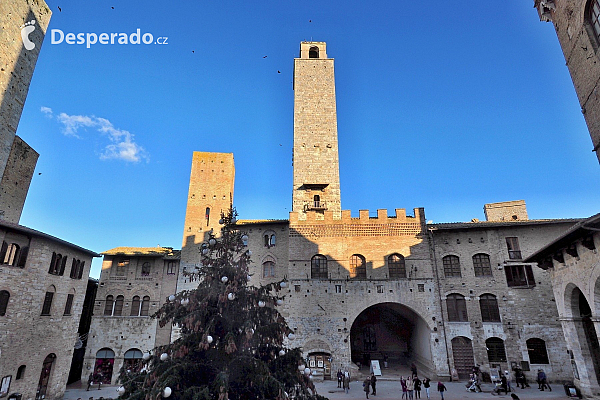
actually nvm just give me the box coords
[289,207,426,226]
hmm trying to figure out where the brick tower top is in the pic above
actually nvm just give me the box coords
[292,41,341,220]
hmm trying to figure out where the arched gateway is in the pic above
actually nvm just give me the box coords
[349,302,435,376]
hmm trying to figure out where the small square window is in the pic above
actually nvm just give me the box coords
[376,285,384,293]
[418,284,425,292]
[335,285,342,293]
[295,285,301,292]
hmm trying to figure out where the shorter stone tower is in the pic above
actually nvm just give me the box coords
[178,152,234,293]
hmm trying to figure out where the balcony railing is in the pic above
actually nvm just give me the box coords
[304,201,327,211]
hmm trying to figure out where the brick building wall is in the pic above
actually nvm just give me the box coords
[0,223,95,400]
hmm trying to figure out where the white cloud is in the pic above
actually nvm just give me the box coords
[41,108,149,163]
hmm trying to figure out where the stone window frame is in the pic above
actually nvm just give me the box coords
[505,237,522,260]
[446,293,468,322]
[504,264,536,288]
[115,259,129,276]
[486,337,507,362]
[0,290,9,316]
[104,295,114,316]
[140,296,150,316]
[472,253,492,277]
[141,262,151,276]
[123,348,143,372]
[166,261,177,275]
[263,231,276,248]
[526,338,550,364]
[0,233,30,269]
[113,295,124,316]
[69,258,85,280]
[130,295,141,316]
[311,254,328,279]
[388,253,406,279]
[442,255,462,278]
[41,285,56,316]
[349,254,366,279]
[48,252,67,276]
[262,261,276,278]
[586,0,600,52]
[15,366,25,380]
[479,293,501,322]
[63,290,75,316]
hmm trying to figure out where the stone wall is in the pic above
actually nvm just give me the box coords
[0,136,38,223]
[534,0,600,162]
[431,220,577,383]
[0,227,94,400]
[0,0,50,180]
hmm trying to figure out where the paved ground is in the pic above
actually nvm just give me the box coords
[64,380,572,400]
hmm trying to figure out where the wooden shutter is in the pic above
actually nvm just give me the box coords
[17,246,28,268]
[0,241,7,264]
[59,256,67,275]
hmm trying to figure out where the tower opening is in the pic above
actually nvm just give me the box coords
[309,46,319,58]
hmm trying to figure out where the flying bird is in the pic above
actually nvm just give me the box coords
[38,173,42,175]
[263,55,267,58]
[111,6,114,9]
[277,70,281,73]
[57,6,61,11]
[192,50,195,53]
[309,19,312,22]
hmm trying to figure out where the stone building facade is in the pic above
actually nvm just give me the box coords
[0,220,96,400]
[84,247,180,385]
[88,42,586,388]
[534,0,600,163]
[430,210,578,384]
[526,214,600,398]
[0,0,51,222]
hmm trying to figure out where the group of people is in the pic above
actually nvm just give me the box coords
[337,369,352,394]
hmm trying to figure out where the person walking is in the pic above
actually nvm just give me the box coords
[422,377,431,400]
[407,376,414,400]
[337,369,343,388]
[363,376,371,399]
[437,381,447,400]
[400,376,408,399]
[343,370,350,394]
[414,376,422,399]
[86,373,93,391]
[370,372,377,396]
[537,369,551,391]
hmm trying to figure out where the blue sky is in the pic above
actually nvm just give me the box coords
[16,0,600,278]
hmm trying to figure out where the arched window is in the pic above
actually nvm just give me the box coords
[37,354,56,399]
[205,207,210,226]
[140,296,150,316]
[486,337,507,362]
[41,286,55,316]
[104,295,114,316]
[263,233,276,247]
[123,348,143,372]
[443,255,461,277]
[480,294,501,322]
[141,262,151,276]
[49,252,63,275]
[130,296,141,316]
[4,243,19,266]
[262,261,275,278]
[309,46,319,58]
[94,348,114,384]
[587,0,600,47]
[446,294,468,322]
[63,291,75,316]
[113,295,124,316]
[350,254,366,279]
[16,365,25,380]
[311,254,328,279]
[473,253,492,277]
[527,338,550,364]
[388,254,406,279]
[0,290,9,316]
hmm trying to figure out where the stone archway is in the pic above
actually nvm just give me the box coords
[570,287,600,386]
[349,302,433,375]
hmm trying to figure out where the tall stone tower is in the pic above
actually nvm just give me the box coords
[0,0,51,222]
[292,42,341,219]
[178,152,235,293]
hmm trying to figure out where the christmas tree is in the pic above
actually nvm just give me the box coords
[118,209,326,400]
